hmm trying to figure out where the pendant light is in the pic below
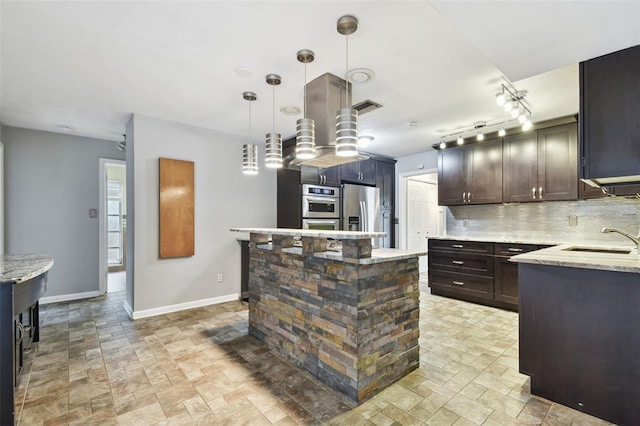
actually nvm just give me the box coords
[335,15,358,157]
[265,74,283,168]
[242,91,258,175]
[296,49,316,160]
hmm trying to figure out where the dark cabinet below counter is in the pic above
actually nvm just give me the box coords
[428,239,546,310]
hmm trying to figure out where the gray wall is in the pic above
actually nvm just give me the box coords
[3,126,125,297]
[446,197,640,245]
[128,114,276,315]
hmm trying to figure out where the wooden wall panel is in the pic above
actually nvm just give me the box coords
[159,158,194,258]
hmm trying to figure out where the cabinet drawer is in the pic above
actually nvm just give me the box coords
[428,270,493,300]
[494,243,539,257]
[428,239,494,255]
[428,251,494,277]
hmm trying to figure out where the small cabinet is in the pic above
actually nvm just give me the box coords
[503,123,578,202]
[438,138,503,206]
[341,160,376,185]
[376,160,395,209]
[379,210,393,248]
[580,45,640,182]
[301,165,340,186]
[493,243,539,306]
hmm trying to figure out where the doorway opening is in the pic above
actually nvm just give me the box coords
[99,159,126,294]
[399,170,444,284]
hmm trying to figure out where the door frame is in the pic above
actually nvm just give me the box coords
[99,158,126,295]
[398,168,442,250]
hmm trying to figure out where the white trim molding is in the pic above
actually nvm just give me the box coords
[40,291,102,305]
[128,293,240,320]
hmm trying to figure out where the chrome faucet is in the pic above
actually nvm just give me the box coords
[601,227,640,252]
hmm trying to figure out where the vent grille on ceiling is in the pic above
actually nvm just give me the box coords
[353,99,383,115]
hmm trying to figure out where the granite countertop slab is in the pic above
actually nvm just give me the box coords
[316,248,427,265]
[230,227,386,240]
[0,254,54,284]
[510,244,640,273]
[427,235,562,246]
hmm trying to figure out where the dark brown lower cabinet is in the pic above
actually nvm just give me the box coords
[519,263,640,425]
[429,239,547,311]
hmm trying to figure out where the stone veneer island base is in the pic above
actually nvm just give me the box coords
[231,228,425,404]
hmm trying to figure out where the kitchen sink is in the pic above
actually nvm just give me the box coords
[562,247,633,255]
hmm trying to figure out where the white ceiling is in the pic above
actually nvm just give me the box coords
[1,1,638,159]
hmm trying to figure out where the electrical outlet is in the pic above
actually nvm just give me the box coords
[463,219,469,228]
[569,215,578,226]
[217,273,223,283]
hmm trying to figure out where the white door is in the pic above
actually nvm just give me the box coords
[407,177,439,274]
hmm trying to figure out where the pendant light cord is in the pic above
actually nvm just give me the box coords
[248,100,252,143]
[345,34,349,109]
[303,63,307,116]
[272,84,275,132]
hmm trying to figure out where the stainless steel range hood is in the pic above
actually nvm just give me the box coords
[284,72,369,169]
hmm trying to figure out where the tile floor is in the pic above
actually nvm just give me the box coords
[14,283,613,425]
[108,271,127,293]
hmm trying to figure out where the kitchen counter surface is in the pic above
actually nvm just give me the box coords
[230,227,386,240]
[0,254,54,284]
[511,244,640,273]
[428,235,563,246]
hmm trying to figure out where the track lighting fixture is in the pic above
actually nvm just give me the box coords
[495,84,533,131]
[498,127,506,137]
[457,135,464,145]
[477,132,484,141]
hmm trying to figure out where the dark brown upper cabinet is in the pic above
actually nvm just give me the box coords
[340,159,376,185]
[503,123,578,202]
[580,45,640,183]
[438,137,503,206]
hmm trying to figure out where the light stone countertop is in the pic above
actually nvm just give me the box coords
[510,244,640,273]
[428,235,564,246]
[256,243,426,265]
[0,254,54,284]
[230,227,386,240]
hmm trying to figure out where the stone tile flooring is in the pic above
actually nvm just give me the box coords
[14,288,613,425]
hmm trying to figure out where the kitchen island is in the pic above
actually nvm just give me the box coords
[230,228,425,404]
[1,254,54,425]
[512,245,639,425]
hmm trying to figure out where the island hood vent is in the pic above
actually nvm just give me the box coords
[284,72,372,169]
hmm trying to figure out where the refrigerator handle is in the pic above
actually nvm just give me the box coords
[359,201,365,231]
[361,201,368,232]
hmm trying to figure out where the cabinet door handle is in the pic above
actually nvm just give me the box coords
[452,244,464,248]
[532,187,537,199]
[508,248,524,252]
[452,281,464,286]
[539,186,543,198]
[16,322,24,345]
[462,192,467,203]
[452,260,464,265]
[467,192,471,202]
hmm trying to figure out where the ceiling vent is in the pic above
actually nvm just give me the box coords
[353,99,383,115]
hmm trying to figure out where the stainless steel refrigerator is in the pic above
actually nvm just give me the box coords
[342,184,381,247]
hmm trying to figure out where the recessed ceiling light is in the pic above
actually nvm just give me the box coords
[407,121,420,127]
[346,68,375,83]
[280,105,301,116]
[235,67,252,77]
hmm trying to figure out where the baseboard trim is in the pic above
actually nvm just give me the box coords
[40,291,102,305]
[130,293,240,320]
[123,300,134,319]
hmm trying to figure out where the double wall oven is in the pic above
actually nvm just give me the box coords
[301,184,340,231]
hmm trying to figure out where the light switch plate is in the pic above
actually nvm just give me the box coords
[89,208,97,218]
[569,215,578,226]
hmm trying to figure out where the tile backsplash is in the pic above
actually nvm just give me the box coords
[445,197,640,244]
